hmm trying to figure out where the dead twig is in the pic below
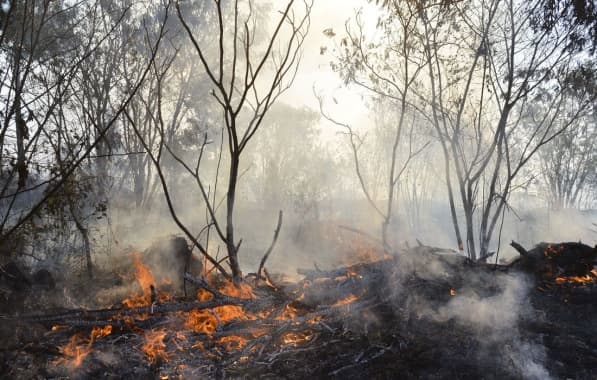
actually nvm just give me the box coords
[257,210,283,284]
[510,240,528,256]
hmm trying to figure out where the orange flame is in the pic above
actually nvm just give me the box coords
[281,331,313,345]
[184,309,218,334]
[58,333,93,368]
[555,269,597,285]
[91,325,113,339]
[184,279,255,333]
[332,294,358,307]
[278,304,299,320]
[218,335,248,350]
[142,329,168,364]
[56,325,112,368]
[122,252,171,309]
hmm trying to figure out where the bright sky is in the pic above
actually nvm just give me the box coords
[279,0,377,137]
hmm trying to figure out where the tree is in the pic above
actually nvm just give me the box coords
[330,0,596,260]
[0,1,168,267]
[129,0,312,284]
[418,0,595,260]
[320,2,430,253]
[536,65,597,209]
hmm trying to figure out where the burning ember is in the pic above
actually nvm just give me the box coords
[7,240,597,379]
[57,333,92,368]
[333,293,358,307]
[281,331,314,345]
[51,253,343,371]
[555,269,597,285]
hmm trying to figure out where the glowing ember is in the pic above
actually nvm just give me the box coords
[543,244,564,258]
[281,331,313,345]
[91,325,113,339]
[450,288,457,296]
[218,335,249,350]
[555,269,597,285]
[143,329,169,364]
[332,294,358,307]
[278,304,299,320]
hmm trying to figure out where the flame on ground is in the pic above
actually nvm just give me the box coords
[332,294,358,307]
[57,333,93,368]
[143,329,169,364]
[123,252,170,309]
[56,325,113,368]
[555,269,597,285]
[281,331,314,345]
[184,279,255,333]
[219,335,249,350]
[57,253,361,366]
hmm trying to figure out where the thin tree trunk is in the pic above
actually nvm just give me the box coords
[227,152,241,283]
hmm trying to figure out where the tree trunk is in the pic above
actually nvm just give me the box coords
[227,152,241,283]
[14,61,27,189]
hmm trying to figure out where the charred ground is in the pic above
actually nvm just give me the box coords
[0,241,596,379]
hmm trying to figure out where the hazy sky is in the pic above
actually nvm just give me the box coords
[280,0,377,136]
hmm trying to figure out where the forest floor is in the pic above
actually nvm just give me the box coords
[0,242,596,379]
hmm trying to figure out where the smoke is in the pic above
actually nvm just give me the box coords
[434,274,528,331]
[415,267,552,380]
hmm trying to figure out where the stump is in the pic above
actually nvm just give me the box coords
[143,236,203,292]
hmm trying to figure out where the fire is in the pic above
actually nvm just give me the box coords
[123,252,170,308]
[132,251,156,294]
[332,294,358,307]
[555,269,597,285]
[142,329,169,364]
[184,309,218,334]
[184,279,255,333]
[278,303,299,320]
[218,335,248,350]
[58,333,93,368]
[281,331,313,345]
[91,325,113,339]
[56,325,112,367]
[450,288,456,296]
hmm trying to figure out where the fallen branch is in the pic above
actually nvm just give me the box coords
[510,240,528,256]
[11,297,254,325]
[184,272,224,298]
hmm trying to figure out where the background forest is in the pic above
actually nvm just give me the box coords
[0,0,596,283]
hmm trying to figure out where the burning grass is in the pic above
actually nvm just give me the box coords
[46,251,361,373]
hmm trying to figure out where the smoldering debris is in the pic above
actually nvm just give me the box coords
[1,241,595,379]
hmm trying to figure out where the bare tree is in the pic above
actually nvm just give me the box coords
[418,0,596,260]
[327,0,596,261]
[320,2,430,253]
[128,0,312,284]
[536,65,597,210]
[0,1,169,263]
